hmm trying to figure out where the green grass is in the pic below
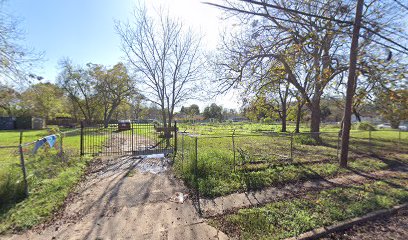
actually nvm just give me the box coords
[0,128,97,234]
[212,178,408,240]
[174,124,408,198]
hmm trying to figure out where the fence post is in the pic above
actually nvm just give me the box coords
[174,121,178,156]
[80,121,84,156]
[290,132,293,160]
[181,134,184,170]
[59,132,64,162]
[369,130,372,153]
[232,129,236,171]
[398,129,401,152]
[131,124,134,154]
[194,137,198,184]
[194,136,201,215]
[337,131,341,160]
[19,131,29,197]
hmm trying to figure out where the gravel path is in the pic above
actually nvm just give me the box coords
[3,155,227,240]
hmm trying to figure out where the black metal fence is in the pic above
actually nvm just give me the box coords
[80,121,178,156]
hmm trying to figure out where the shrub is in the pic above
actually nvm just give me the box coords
[262,117,274,124]
[0,168,26,206]
[293,134,319,145]
[355,121,376,131]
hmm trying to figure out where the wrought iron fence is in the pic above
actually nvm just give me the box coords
[80,121,178,156]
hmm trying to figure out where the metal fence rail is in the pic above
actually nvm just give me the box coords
[174,129,408,202]
[80,121,178,156]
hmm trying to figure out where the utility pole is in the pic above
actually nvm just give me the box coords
[340,0,365,167]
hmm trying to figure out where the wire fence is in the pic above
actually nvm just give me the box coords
[0,129,81,205]
[174,130,408,200]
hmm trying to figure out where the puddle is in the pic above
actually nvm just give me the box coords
[137,154,170,174]
[141,153,165,159]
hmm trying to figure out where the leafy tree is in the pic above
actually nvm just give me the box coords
[376,88,408,128]
[320,105,332,122]
[21,83,68,119]
[90,62,135,127]
[203,103,223,122]
[188,104,200,116]
[0,85,20,116]
[57,59,99,121]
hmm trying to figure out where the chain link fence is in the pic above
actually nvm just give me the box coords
[174,130,408,200]
[0,129,81,205]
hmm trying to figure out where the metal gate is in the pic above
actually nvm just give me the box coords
[80,120,177,156]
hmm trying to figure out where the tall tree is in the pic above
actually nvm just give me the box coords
[57,59,99,122]
[203,103,223,121]
[116,5,205,133]
[340,0,365,167]
[21,83,68,119]
[90,63,135,127]
[0,84,20,116]
[208,0,354,134]
[376,88,408,128]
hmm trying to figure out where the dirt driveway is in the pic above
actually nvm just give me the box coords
[6,155,227,240]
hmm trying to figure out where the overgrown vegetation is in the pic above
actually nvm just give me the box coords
[174,124,408,198]
[0,130,94,233]
[212,178,408,240]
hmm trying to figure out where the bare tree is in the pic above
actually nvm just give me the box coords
[0,1,42,85]
[116,6,205,133]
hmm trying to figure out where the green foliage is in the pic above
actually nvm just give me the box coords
[262,117,274,124]
[0,130,94,233]
[218,179,408,239]
[355,121,376,131]
[21,83,69,119]
[293,134,319,145]
[376,89,408,129]
[203,103,223,121]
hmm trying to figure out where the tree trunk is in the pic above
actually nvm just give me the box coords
[353,108,361,122]
[295,101,304,133]
[104,104,118,128]
[310,98,321,133]
[281,105,287,132]
[340,0,364,168]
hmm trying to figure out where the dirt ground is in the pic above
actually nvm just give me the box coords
[3,155,228,240]
[324,208,408,240]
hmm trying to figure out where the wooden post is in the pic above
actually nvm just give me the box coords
[19,131,29,197]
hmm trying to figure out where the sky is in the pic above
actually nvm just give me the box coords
[4,0,241,110]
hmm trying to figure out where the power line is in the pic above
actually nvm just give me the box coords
[203,0,408,54]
